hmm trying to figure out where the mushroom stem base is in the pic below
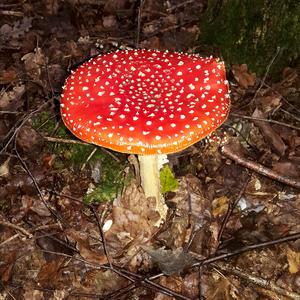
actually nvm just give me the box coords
[138,154,167,222]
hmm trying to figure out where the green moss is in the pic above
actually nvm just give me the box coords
[32,111,69,137]
[84,152,131,203]
[200,0,300,76]
[160,165,178,194]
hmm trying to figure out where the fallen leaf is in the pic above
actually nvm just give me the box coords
[0,84,25,110]
[212,196,229,218]
[272,160,300,178]
[0,67,17,84]
[142,246,195,275]
[287,247,300,274]
[252,108,287,156]
[232,64,256,89]
[21,47,47,81]
[37,257,65,288]
[0,157,10,177]
[65,228,107,265]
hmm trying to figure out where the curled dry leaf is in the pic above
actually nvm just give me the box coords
[231,64,256,89]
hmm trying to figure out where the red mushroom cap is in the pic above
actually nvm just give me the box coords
[61,49,230,155]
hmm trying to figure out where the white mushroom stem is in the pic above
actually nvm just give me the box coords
[138,154,168,222]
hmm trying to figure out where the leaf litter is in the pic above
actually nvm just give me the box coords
[0,0,300,299]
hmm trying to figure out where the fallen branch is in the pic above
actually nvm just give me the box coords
[221,144,300,189]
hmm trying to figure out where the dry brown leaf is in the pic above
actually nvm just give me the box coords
[37,257,65,288]
[16,125,44,159]
[252,108,287,156]
[256,94,282,114]
[232,64,256,89]
[23,289,44,300]
[287,247,300,274]
[272,160,300,179]
[212,196,229,218]
[0,67,17,84]
[0,84,25,110]
[21,47,46,81]
[105,182,159,252]
[0,157,10,177]
[142,246,195,275]
[65,228,107,265]
[155,276,183,300]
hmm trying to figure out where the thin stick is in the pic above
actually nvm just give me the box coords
[80,147,97,171]
[221,144,300,189]
[230,113,300,131]
[44,136,120,162]
[147,231,300,282]
[215,263,300,299]
[252,47,281,102]
[89,206,112,268]
[192,231,300,268]
[0,233,19,247]
[281,108,300,123]
[136,0,144,48]
[217,176,250,244]
[14,138,63,221]
[0,219,32,238]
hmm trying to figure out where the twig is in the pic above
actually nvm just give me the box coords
[230,113,300,131]
[0,233,19,247]
[148,231,300,283]
[0,103,48,155]
[217,176,250,244]
[14,137,63,221]
[81,147,97,171]
[89,205,112,268]
[0,10,23,16]
[221,144,300,189]
[252,47,281,102]
[40,249,191,299]
[0,282,16,300]
[166,0,196,12]
[281,108,300,123]
[44,136,121,162]
[192,231,300,268]
[0,219,32,238]
[136,0,145,48]
[0,111,20,114]
[215,263,300,299]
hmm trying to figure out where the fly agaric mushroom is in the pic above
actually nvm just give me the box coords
[60,49,230,221]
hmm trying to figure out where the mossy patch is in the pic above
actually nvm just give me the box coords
[199,0,300,76]
[160,165,178,194]
[83,151,131,203]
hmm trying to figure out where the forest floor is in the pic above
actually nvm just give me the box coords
[0,0,300,299]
